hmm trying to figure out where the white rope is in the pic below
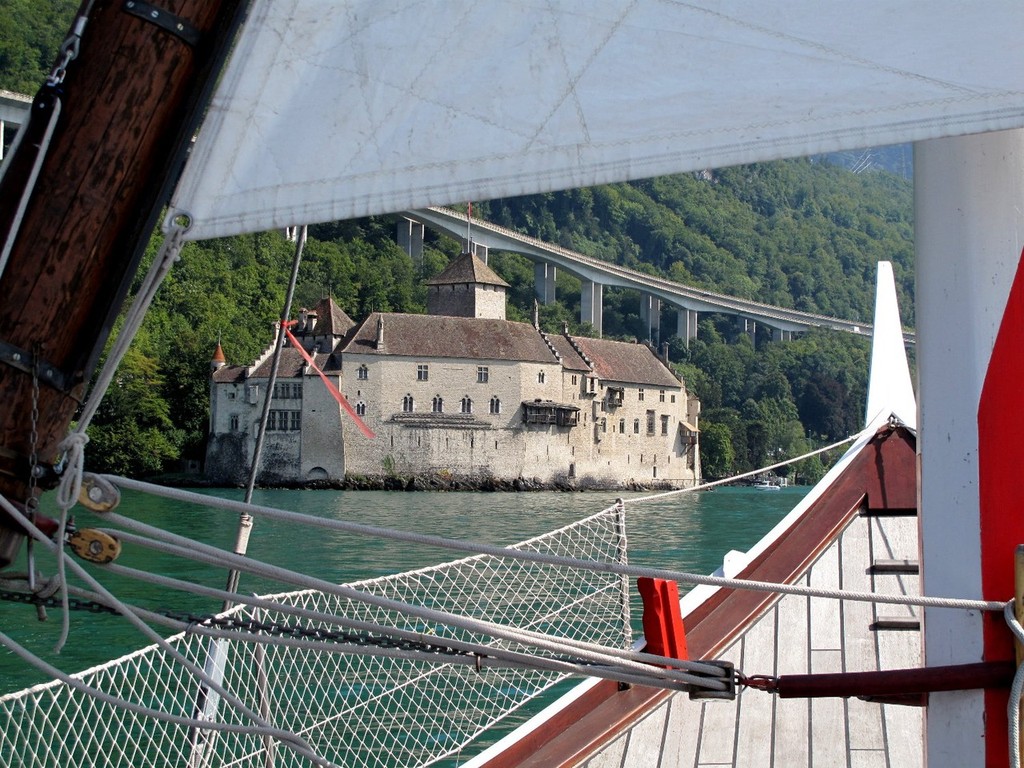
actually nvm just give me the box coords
[0,630,341,768]
[624,433,857,504]
[0,95,62,281]
[102,475,1006,613]
[1005,601,1024,768]
[49,431,89,653]
[0,492,331,768]
[99,521,727,692]
[96,560,727,682]
[75,224,186,432]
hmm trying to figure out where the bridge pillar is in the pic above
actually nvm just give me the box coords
[581,280,603,337]
[771,327,793,342]
[738,316,756,345]
[677,308,698,347]
[397,218,425,264]
[534,262,557,305]
[640,292,661,343]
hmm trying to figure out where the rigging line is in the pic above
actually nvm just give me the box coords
[75,224,186,431]
[97,559,728,680]
[99,523,726,691]
[0,631,341,768]
[102,474,1006,613]
[0,95,62,281]
[625,432,859,505]
[227,225,308,604]
[1004,601,1024,768]
[0,493,329,766]
[55,589,712,695]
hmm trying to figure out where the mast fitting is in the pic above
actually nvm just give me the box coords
[123,1,202,47]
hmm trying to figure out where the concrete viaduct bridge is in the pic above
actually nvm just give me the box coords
[401,207,910,346]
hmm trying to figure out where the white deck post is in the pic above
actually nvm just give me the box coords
[916,128,1024,766]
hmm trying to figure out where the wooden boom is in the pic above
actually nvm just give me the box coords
[0,0,247,566]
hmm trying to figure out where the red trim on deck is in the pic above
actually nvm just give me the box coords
[977,247,1024,767]
[476,426,917,767]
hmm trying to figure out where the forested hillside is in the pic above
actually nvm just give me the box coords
[2,8,915,484]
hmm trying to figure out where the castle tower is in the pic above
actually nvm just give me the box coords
[425,252,510,320]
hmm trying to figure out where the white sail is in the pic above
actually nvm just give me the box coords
[169,0,1024,240]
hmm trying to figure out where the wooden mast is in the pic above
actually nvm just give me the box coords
[0,0,247,566]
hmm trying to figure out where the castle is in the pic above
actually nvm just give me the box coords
[206,253,701,488]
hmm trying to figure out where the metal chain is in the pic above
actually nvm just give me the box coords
[0,588,469,658]
[47,4,94,86]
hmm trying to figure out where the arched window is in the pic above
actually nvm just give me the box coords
[461,396,472,414]
[432,395,444,413]
[357,364,368,380]
[402,394,414,412]
[355,401,366,416]
[489,396,501,415]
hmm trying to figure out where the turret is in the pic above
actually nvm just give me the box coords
[211,341,227,373]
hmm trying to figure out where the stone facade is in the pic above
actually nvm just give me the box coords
[206,254,700,487]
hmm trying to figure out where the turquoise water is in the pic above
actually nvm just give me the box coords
[1,486,806,696]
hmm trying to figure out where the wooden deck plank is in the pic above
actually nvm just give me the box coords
[809,695,848,766]
[773,581,810,765]
[880,703,924,768]
[734,608,778,766]
[659,695,704,768]
[809,543,842,652]
[850,748,889,767]
[694,696,738,765]
[603,703,669,768]
[582,731,627,768]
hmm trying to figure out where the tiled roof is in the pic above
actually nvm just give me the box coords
[343,313,559,363]
[212,365,247,383]
[251,348,309,378]
[568,335,680,387]
[295,296,355,337]
[544,334,591,372]
[425,252,510,288]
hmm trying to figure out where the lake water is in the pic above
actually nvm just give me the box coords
[1,485,806,698]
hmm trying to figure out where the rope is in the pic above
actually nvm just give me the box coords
[626,433,858,504]
[0,492,332,768]
[1005,601,1024,768]
[97,520,729,692]
[75,225,186,432]
[103,475,1006,614]
[0,630,340,768]
[0,94,62,282]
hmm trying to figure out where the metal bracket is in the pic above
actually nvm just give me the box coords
[689,660,737,700]
[123,1,201,47]
[0,339,77,395]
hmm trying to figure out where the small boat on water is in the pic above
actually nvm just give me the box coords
[751,480,781,491]
[0,2,1022,766]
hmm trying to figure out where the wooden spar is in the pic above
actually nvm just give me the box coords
[772,661,1015,702]
[0,0,248,567]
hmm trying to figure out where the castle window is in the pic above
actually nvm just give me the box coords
[290,411,301,430]
[571,375,578,385]
[227,391,236,400]
[671,394,676,403]
[357,364,368,380]
[537,370,546,384]
[489,396,501,415]
[659,390,666,403]
[661,414,670,435]
[403,394,414,412]
[638,388,645,402]
[647,410,656,435]
[432,395,444,413]
[417,364,429,381]
[461,396,472,414]
[619,418,625,433]
[267,410,278,430]
[355,401,366,417]
[229,414,239,431]
[634,419,640,434]
[477,366,489,383]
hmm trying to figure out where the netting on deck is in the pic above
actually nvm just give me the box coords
[0,504,630,768]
